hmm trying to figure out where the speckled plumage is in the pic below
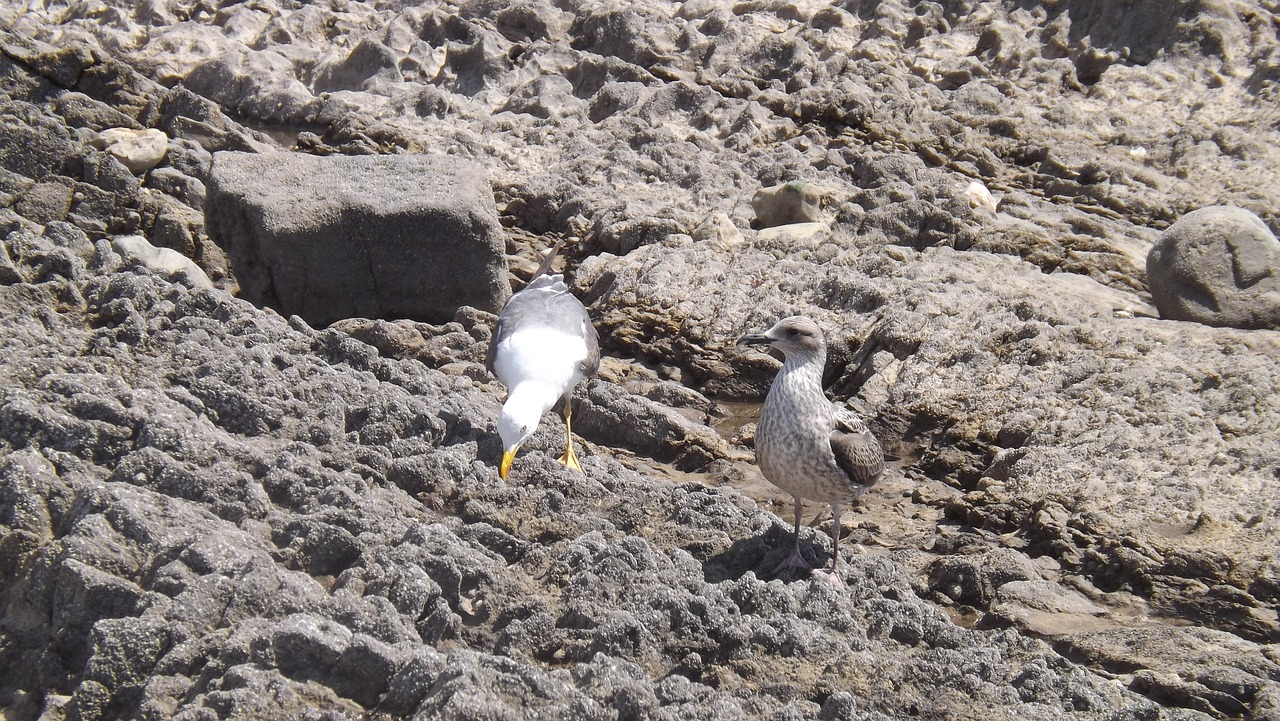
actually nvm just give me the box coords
[738,316,885,581]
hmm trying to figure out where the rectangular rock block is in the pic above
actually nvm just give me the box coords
[205,151,510,326]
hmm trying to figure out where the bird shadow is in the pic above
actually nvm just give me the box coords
[701,524,834,584]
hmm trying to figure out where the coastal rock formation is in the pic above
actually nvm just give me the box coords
[2,0,1279,719]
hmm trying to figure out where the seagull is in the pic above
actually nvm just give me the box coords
[486,242,600,479]
[737,316,885,585]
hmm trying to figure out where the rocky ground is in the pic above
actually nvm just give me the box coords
[2,0,1280,719]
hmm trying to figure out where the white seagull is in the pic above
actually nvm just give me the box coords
[486,243,600,479]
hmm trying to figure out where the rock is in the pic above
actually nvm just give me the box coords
[111,235,213,290]
[751,181,832,228]
[691,212,742,250]
[1146,205,1280,329]
[204,151,510,326]
[13,179,73,224]
[1059,626,1280,719]
[964,180,999,213]
[574,379,740,472]
[95,127,168,174]
[754,221,831,251]
[990,580,1110,636]
[928,548,1039,607]
[3,1,1280,719]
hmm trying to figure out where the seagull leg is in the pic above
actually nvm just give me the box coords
[772,497,812,574]
[556,396,583,472]
[811,503,845,588]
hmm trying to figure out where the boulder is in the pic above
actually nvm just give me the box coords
[1146,205,1280,329]
[751,181,832,228]
[205,151,509,326]
[111,234,213,290]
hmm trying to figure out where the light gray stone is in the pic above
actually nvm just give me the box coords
[751,181,832,228]
[1147,205,1280,329]
[112,234,213,290]
[95,127,168,174]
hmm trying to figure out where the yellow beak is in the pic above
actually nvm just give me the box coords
[500,448,517,479]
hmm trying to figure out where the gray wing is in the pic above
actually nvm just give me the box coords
[484,312,506,373]
[486,277,552,373]
[831,408,884,488]
[486,274,599,377]
[580,311,600,378]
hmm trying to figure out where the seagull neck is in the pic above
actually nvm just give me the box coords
[507,381,561,414]
[779,348,825,387]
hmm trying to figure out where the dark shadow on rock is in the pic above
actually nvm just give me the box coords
[700,523,833,584]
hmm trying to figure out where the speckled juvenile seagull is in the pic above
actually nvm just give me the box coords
[737,316,885,584]
[486,242,600,479]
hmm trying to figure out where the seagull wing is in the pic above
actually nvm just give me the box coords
[579,312,600,378]
[487,274,598,384]
[485,312,507,374]
[487,278,551,375]
[831,407,885,488]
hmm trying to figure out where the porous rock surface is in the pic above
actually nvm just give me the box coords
[2,1,1280,720]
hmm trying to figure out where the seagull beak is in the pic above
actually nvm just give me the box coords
[736,332,773,346]
[499,447,518,479]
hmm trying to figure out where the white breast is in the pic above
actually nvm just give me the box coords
[493,325,590,395]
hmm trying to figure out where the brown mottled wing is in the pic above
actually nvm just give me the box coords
[831,409,885,489]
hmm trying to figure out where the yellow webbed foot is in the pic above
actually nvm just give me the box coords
[557,445,583,472]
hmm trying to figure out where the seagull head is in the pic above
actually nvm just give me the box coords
[736,315,826,360]
[496,390,549,479]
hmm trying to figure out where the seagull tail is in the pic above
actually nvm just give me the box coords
[530,239,565,282]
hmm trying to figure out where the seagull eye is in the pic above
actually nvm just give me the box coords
[787,328,799,336]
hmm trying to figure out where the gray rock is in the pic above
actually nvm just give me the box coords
[111,235,213,290]
[751,181,832,228]
[95,127,169,174]
[1147,205,1280,329]
[205,151,510,326]
[1059,626,1280,719]
[575,379,740,472]
[928,548,1040,607]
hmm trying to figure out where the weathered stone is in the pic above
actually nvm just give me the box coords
[111,235,213,289]
[751,181,833,228]
[96,127,168,174]
[1147,205,1280,329]
[205,151,510,326]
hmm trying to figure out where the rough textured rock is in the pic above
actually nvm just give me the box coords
[2,1,1279,719]
[111,234,213,290]
[1147,205,1280,329]
[752,181,832,228]
[205,151,510,327]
